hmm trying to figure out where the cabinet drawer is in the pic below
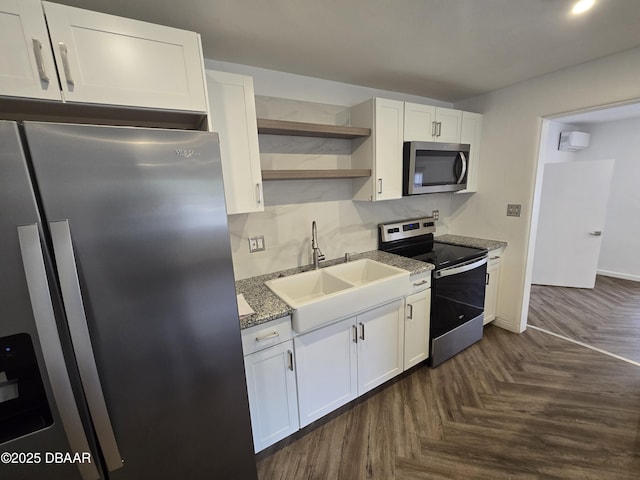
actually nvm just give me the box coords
[409,272,432,294]
[488,248,503,267]
[241,316,292,355]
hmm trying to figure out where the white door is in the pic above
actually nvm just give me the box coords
[0,0,61,100]
[403,102,435,141]
[244,341,299,453]
[434,107,462,143]
[356,300,404,395]
[532,159,615,288]
[403,290,430,370]
[294,317,358,427]
[42,1,206,112]
[207,70,263,214]
[374,98,404,200]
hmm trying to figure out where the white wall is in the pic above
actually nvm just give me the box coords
[204,59,452,108]
[579,116,640,281]
[203,60,455,279]
[453,46,640,332]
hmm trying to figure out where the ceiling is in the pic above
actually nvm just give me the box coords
[52,0,640,102]
[557,101,640,125]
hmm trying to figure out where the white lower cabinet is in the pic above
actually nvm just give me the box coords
[403,288,431,370]
[242,317,299,453]
[484,248,503,324]
[294,316,358,428]
[356,300,405,394]
[295,299,404,427]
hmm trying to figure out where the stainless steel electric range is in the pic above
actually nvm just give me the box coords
[378,217,488,367]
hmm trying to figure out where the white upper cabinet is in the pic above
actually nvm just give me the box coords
[1,1,207,113]
[43,2,207,112]
[206,70,263,214]
[403,103,462,143]
[351,98,404,201]
[457,111,483,193]
[0,0,60,100]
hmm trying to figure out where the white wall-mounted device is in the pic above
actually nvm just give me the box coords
[558,131,591,151]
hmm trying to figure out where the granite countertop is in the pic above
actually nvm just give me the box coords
[235,250,433,330]
[435,234,508,252]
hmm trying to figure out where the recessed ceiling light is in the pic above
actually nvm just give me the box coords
[572,0,595,14]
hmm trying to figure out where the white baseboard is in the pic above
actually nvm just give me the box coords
[491,317,522,333]
[597,269,640,282]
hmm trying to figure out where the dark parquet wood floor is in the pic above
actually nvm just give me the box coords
[256,325,640,479]
[528,275,640,363]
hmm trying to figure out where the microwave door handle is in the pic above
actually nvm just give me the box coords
[17,224,101,480]
[49,220,124,473]
[456,152,468,184]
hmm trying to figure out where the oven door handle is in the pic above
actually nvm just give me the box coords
[435,255,488,279]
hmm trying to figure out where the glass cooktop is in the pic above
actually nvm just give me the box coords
[411,242,487,269]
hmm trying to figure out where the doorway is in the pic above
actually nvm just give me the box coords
[525,102,640,365]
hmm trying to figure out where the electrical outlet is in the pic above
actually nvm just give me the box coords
[506,204,522,217]
[248,235,265,253]
[432,210,440,221]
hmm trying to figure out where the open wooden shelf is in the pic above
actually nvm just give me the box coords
[261,169,371,180]
[257,118,370,139]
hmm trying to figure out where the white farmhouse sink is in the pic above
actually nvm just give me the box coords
[265,259,409,333]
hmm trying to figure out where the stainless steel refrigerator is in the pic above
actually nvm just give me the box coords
[0,121,258,480]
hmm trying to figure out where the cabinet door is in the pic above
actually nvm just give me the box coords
[484,250,502,324]
[374,98,404,200]
[207,70,263,214]
[434,107,462,143]
[458,111,483,193]
[244,340,299,453]
[294,317,357,427]
[43,2,206,112]
[403,290,430,370]
[0,0,60,100]
[356,299,404,395]
[403,102,436,141]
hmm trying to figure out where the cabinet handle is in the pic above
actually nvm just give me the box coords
[59,42,74,86]
[590,231,602,236]
[432,121,437,137]
[32,38,50,82]
[352,325,358,343]
[256,183,262,205]
[486,273,490,286]
[378,178,383,194]
[437,122,442,137]
[287,350,294,371]
[407,303,414,319]
[490,256,500,260]
[255,331,279,342]
[413,279,429,287]
[359,322,365,341]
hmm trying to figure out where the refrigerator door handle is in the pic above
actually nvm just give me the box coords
[49,220,124,473]
[17,224,101,480]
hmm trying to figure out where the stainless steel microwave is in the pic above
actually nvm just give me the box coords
[403,141,470,195]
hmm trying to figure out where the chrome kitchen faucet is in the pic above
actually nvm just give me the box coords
[311,220,325,269]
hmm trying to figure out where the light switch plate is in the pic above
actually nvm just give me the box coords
[506,204,522,217]
[432,210,440,221]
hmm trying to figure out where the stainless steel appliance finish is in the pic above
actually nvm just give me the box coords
[403,141,470,195]
[378,217,488,367]
[0,121,257,480]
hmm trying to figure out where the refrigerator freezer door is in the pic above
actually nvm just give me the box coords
[23,122,258,480]
[0,121,100,480]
